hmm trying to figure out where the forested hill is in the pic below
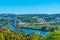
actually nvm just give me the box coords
[0,13,60,31]
[0,13,60,23]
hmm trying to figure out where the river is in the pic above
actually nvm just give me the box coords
[10,24,48,36]
[0,23,47,36]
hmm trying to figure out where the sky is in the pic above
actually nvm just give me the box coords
[0,0,60,14]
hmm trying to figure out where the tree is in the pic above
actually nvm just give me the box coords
[47,30,60,40]
[29,32,40,40]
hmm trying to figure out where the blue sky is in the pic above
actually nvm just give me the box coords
[0,0,60,14]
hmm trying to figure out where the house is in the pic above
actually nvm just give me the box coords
[18,22,30,27]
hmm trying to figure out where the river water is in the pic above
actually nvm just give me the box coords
[10,24,48,36]
[0,23,47,36]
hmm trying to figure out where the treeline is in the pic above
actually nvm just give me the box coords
[1,13,60,23]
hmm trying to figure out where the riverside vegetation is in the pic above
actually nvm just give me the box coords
[0,27,60,40]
